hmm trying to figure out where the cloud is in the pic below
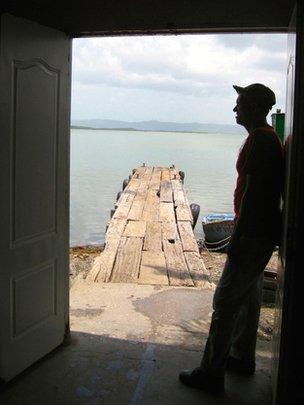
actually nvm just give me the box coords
[71,33,287,123]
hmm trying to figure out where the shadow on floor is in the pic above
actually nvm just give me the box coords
[0,330,272,405]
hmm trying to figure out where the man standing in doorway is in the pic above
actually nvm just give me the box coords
[179,83,283,393]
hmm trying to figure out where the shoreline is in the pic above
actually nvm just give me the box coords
[71,126,241,136]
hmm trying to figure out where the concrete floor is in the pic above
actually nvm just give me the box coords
[0,279,273,404]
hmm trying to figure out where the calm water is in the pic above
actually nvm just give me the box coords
[70,129,245,246]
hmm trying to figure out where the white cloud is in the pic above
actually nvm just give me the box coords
[71,33,287,124]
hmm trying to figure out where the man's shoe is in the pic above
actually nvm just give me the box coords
[226,356,255,376]
[179,367,225,394]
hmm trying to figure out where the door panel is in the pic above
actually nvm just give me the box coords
[0,14,71,381]
[13,60,59,243]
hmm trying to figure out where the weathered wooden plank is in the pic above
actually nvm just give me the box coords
[172,182,188,207]
[138,251,168,285]
[177,221,199,253]
[111,237,143,282]
[184,252,210,287]
[105,218,127,244]
[176,203,193,223]
[123,220,146,237]
[128,185,148,220]
[125,177,141,193]
[161,169,171,181]
[135,166,147,178]
[162,222,179,241]
[89,238,120,282]
[116,179,139,208]
[127,172,152,220]
[160,180,173,202]
[128,199,146,220]
[171,179,183,192]
[113,179,139,219]
[116,187,140,207]
[143,221,162,251]
[118,188,136,205]
[159,202,175,223]
[113,196,134,219]
[141,189,159,221]
[163,240,194,286]
[115,174,141,208]
[170,168,180,180]
[149,168,161,190]
[89,218,127,282]
[173,189,186,206]
[143,166,153,180]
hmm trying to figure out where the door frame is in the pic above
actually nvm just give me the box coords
[273,2,304,403]
[1,2,303,402]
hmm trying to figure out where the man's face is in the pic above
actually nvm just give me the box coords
[233,94,253,127]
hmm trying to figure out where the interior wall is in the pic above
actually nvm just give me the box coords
[2,0,294,36]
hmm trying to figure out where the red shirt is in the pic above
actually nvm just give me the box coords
[233,126,283,237]
[234,135,253,220]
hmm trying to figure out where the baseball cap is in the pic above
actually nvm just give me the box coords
[233,83,276,109]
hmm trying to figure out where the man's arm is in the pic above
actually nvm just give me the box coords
[228,173,268,256]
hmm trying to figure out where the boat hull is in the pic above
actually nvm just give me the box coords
[202,219,235,251]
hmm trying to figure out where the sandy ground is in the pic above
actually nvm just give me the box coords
[69,245,104,280]
[70,245,277,341]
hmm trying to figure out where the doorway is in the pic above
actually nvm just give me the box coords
[68,32,287,404]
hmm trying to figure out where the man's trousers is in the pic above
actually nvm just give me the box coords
[200,236,275,377]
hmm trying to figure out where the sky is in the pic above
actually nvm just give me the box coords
[71,33,287,125]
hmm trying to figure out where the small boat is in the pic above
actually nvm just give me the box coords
[202,213,235,251]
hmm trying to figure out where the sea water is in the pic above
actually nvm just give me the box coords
[70,128,245,246]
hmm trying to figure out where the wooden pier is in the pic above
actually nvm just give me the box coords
[89,166,210,287]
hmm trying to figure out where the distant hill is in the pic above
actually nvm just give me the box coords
[71,119,245,135]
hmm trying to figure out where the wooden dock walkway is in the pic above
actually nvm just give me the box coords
[89,166,210,287]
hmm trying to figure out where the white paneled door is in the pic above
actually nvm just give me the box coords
[0,14,70,381]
